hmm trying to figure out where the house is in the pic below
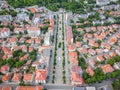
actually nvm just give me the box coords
[88,49,96,55]
[0,86,12,90]
[33,13,40,25]
[49,19,54,27]
[89,59,96,68]
[7,37,18,45]
[19,37,26,44]
[27,7,38,13]
[104,54,112,59]
[86,87,96,90]
[96,0,110,6]
[68,44,76,51]
[23,73,34,83]
[12,73,22,83]
[0,28,10,38]
[0,65,10,74]
[35,69,47,84]
[48,26,54,36]
[0,15,13,22]
[17,12,29,22]
[101,64,114,74]
[35,37,41,44]
[96,49,103,54]
[16,86,42,90]
[73,87,85,90]
[71,66,83,75]
[79,47,88,54]
[71,72,85,86]
[27,27,41,37]
[2,73,11,82]
[20,54,29,61]
[109,52,117,57]
[76,41,82,48]
[13,46,21,51]
[116,48,120,55]
[86,66,94,76]
[114,62,120,70]
[79,14,88,19]
[97,55,104,62]
[26,38,35,44]
[14,28,26,34]
[29,46,34,52]
[2,47,11,54]
[32,61,41,70]
[109,36,117,45]
[69,51,78,65]
[44,32,51,46]
[21,45,27,52]
[66,26,73,44]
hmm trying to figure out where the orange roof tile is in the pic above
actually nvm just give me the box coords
[0,86,11,90]
[101,64,114,74]
[69,51,78,58]
[104,54,112,59]
[86,66,94,76]
[35,70,47,81]
[109,52,117,57]
[97,55,104,62]
[68,44,76,51]
[28,8,38,13]
[16,86,42,90]
[79,47,87,54]
[35,38,41,44]
[12,73,22,82]
[23,73,33,82]
[109,36,117,44]
[0,65,9,73]
[2,73,11,82]
[76,41,82,48]
[71,72,85,85]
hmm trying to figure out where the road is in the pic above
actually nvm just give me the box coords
[44,84,73,90]
[54,12,63,84]
[47,14,58,83]
[63,11,71,84]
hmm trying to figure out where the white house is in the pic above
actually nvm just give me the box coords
[35,70,47,84]
[0,28,10,38]
[114,62,120,70]
[17,12,29,22]
[27,27,41,37]
[48,27,54,36]
[33,14,40,26]
[14,28,26,34]
[44,32,51,46]
[116,48,120,55]
[96,0,110,6]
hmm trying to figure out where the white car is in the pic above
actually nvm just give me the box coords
[57,57,61,61]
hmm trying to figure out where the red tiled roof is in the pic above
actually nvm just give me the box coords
[16,86,42,90]
[68,44,76,51]
[76,41,82,47]
[71,66,82,73]
[35,70,47,81]
[86,66,94,76]
[0,65,9,73]
[71,72,85,84]
[23,73,33,82]
[97,55,104,62]
[0,86,11,90]
[12,73,22,82]
[101,64,114,74]
[2,73,11,82]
